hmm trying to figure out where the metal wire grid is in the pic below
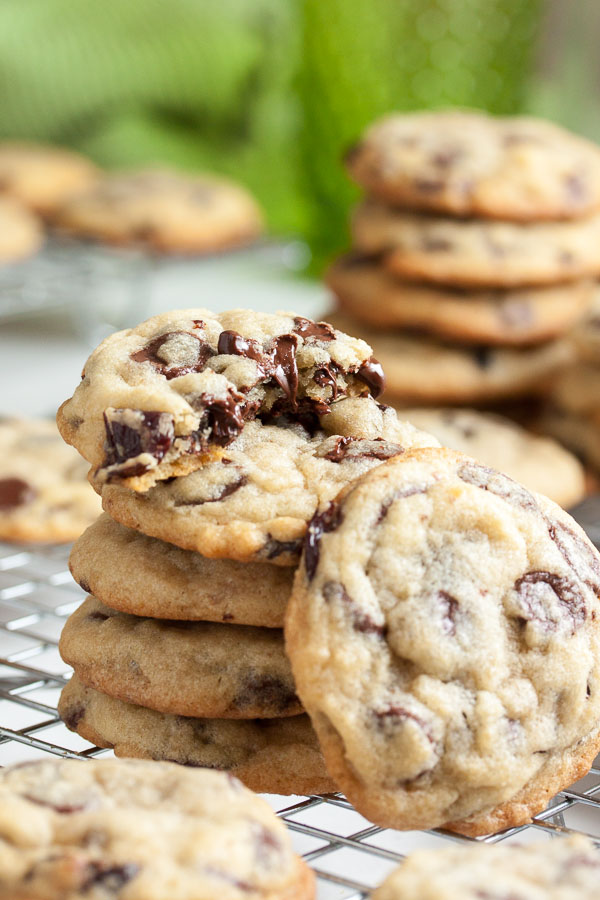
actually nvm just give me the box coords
[1,538,599,899]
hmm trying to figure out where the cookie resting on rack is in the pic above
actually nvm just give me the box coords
[371,835,600,900]
[59,675,336,796]
[285,447,600,835]
[97,397,438,565]
[0,418,101,543]
[57,308,384,491]
[0,757,314,900]
[346,110,600,220]
[69,515,293,626]
[60,596,301,719]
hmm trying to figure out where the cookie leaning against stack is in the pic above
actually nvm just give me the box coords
[285,447,600,835]
[327,110,600,405]
[57,307,439,794]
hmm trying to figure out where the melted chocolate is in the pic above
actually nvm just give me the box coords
[62,703,85,731]
[515,571,586,632]
[323,581,386,636]
[131,331,215,380]
[293,316,335,341]
[217,330,264,366]
[304,502,344,580]
[234,673,298,714]
[270,334,299,406]
[82,862,140,892]
[322,437,354,462]
[103,409,175,473]
[356,358,385,398]
[193,393,245,447]
[260,537,303,561]
[313,363,340,399]
[0,477,36,510]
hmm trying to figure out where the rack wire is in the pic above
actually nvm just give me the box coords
[1,536,599,899]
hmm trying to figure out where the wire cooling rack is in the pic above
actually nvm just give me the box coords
[1,537,599,898]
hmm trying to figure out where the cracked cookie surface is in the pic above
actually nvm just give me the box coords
[98,397,438,565]
[59,676,335,796]
[0,756,314,900]
[346,111,600,220]
[69,515,292,626]
[60,596,301,719]
[58,308,382,491]
[285,447,600,835]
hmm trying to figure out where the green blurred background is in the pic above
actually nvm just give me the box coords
[0,0,593,268]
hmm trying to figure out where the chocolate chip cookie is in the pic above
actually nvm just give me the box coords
[327,257,593,346]
[0,141,98,216]
[69,515,292,626]
[54,168,263,254]
[60,596,301,719]
[0,418,101,543]
[372,836,600,900]
[57,308,383,491]
[328,312,573,403]
[402,407,585,508]
[352,200,600,287]
[59,675,336,796]
[0,196,44,263]
[98,398,438,565]
[0,756,314,899]
[346,111,600,220]
[285,447,600,835]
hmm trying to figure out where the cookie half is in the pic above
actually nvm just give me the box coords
[346,110,600,220]
[372,836,600,899]
[54,168,263,254]
[60,596,301,719]
[285,447,600,835]
[401,407,585,509]
[0,418,101,543]
[57,308,383,491]
[0,756,314,900]
[70,515,292,626]
[352,200,600,287]
[59,675,336,797]
[327,257,593,346]
[98,398,438,565]
[327,312,573,404]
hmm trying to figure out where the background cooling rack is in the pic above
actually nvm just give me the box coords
[1,535,599,899]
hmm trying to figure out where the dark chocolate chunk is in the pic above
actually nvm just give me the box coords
[356,357,385,398]
[323,581,386,636]
[547,519,600,594]
[234,673,298,714]
[473,346,493,369]
[260,536,303,561]
[313,363,340,399]
[217,330,265,368]
[62,703,85,731]
[458,461,539,512]
[322,436,354,462]
[192,392,245,447]
[174,473,248,506]
[373,705,433,743]
[376,483,430,524]
[270,334,299,407]
[292,316,335,341]
[131,331,215,380]
[321,436,403,463]
[82,862,140,892]
[515,571,586,632]
[103,409,175,474]
[304,502,344,580]
[0,477,36,511]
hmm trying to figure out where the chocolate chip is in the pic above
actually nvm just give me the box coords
[222,613,235,622]
[77,579,91,594]
[313,363,340,399]
[547,519,600,594]
[473,346,493,369]
[293,316,335,341]
[87,611,109,621]
[373,705,433,743]
[62,703,85,730]
[270,333,299,407]
[260,536,303,561]
[234,673,298,714]
[320,436,404,463]
[82,862,140,892]
[515,571,586,632]
[304,502,344,580]
[376,483,430,524]
[103,409,175,475]
[217,330,264,365]
[438,591,458,636]
[0,477,36,510]
[458,462,539,513]
[323,581,386,635]
[131,331,215,380]
[174,473,248,506]
[356,357,385,398]
[192,392,246,447]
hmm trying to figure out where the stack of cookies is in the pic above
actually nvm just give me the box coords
[55,307,437,795]
[327,110,600,406]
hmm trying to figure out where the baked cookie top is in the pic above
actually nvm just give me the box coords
[0,196,44,263]
[0,418,101,543]
[99,397,438,565]
[59,595,301,719]
[402,407,585,509]
[0,141,98,216]
[54,168,263,253]
[0,758,313,900]
[69,515,293,627]
[327,257,594,346]
[372,836,600,900]
[57,308,383,491]
[285,447,600,834]
[352,200,600,287]
[346,110,600,220]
